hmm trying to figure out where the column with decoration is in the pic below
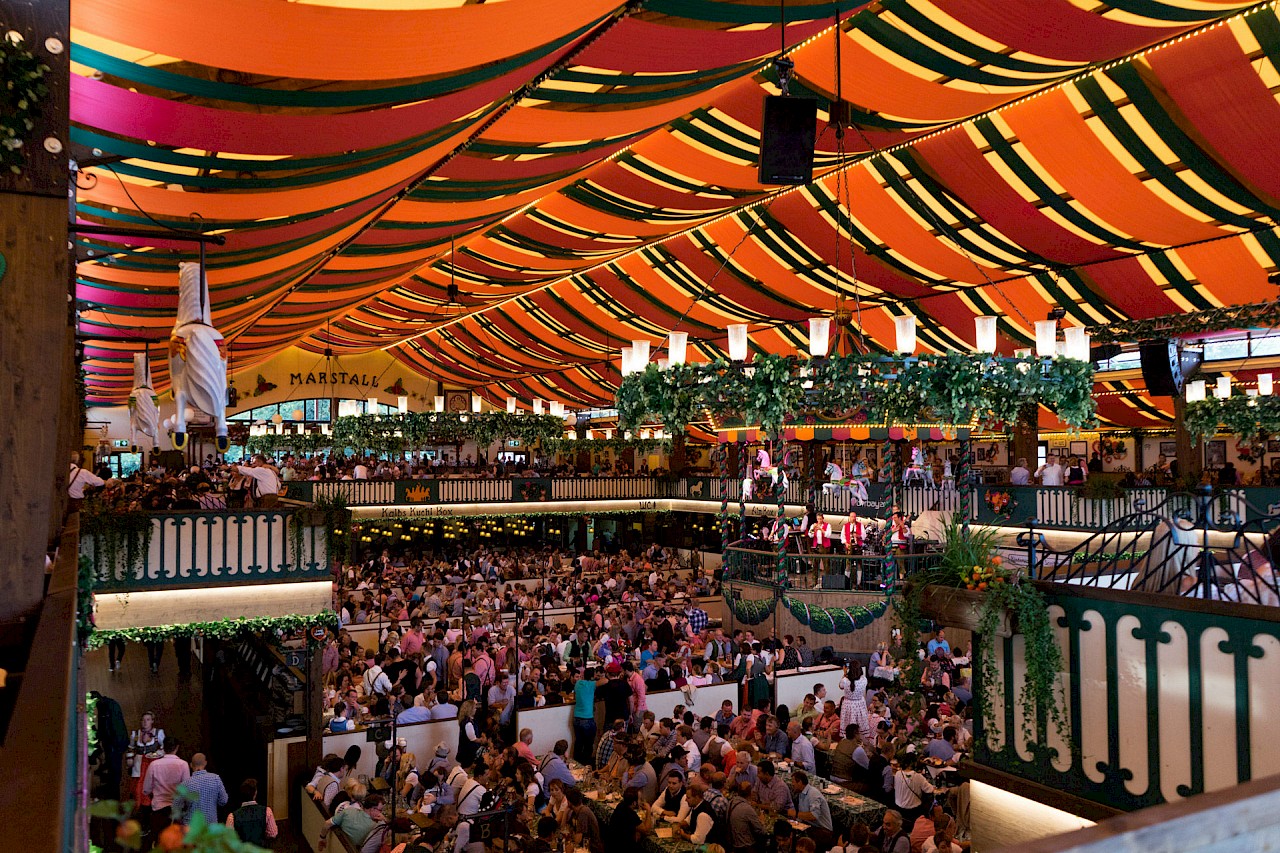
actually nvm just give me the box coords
[958,434,974,537]
[775,438,788,586]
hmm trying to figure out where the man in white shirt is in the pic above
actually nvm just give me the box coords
[234,455,281,507]
[352,460,370,480]
[1009,458,1031,485]
[68,451,106,510]
[1035,455,1063,486]
[787,722,816,773]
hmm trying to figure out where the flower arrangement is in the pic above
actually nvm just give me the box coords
[520,481,548,501]
[959,553,1007,591]
[984,491,1015,517]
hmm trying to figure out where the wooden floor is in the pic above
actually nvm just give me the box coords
[85,643,305,852]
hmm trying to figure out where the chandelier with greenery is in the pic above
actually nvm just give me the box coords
[616,316,1097,439]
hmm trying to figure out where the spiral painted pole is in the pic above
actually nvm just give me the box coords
[958,436,973,538]
[716,444,731,555]
[737,440,749,542]
[776,438,788,586]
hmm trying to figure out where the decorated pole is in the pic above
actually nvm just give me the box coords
[737,440,748,542]
[716,444,731,555]
[958,435,973,538]
[775,437,788,586]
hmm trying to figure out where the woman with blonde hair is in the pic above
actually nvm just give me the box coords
[457,699,482,766]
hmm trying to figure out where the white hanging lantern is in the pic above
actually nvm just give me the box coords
[657,358,669,372]
[533,399,544,416]
[974,316,997,354]
[668,331,688,366]
[1063,327,1088,361]
[434,395,445,413]
[620,346,634,377]
[894,315,917,354]
[295,423,305,435]
[1217,376,1231,398]
[727,324,749,362]
[632,339,650,369]
[321,424,331,436]
[808,317,831,358]
[368,396,379,414]
[1185,379,1206,403]
[397,396,409,414]
[274,423,284,435]
[1035,320,1058,357]
[506,396,517,413]
[471,395,482,413]
[550,401,565,418]
[1259,373,1273,396]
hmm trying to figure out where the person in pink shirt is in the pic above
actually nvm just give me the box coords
[401,617,425,658]
[516,728,537,764]
[626,660,647,726]
[143,739,190,837]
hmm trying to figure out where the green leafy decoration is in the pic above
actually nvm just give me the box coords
[81,503,153,582]
[783,595,890,635]
[1184,395,1280,445]
[616,352,1096,437]
[248,411,566,457]
[724,593,776,625]
[0,30,50,175]
[86,610,339,649]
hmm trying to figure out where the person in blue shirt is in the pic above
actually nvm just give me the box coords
[926,629,950,658]
[572,667,606,764]
[540,740,577,789]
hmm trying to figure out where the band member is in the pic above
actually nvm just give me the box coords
[809,513,833,574]
[840,512,864,554]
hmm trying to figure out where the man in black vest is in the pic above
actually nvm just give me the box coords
[228,779,277,845]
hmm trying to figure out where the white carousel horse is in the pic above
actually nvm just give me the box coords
[168,261,229,452]
[849,457,870,503]
[941,457,955,490]
[903,445,933,487]
[127,352,160,450]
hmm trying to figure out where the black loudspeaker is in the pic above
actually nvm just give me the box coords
[446,283,459,303]
[759,95,818,185]
[1140,340,1184,396]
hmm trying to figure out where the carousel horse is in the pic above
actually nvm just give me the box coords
[127,352,160,451]
[822,460,870,504]
[849,457,871,503]
[903,445,933,487]
[941,457,955,490]
[168,261,229,452]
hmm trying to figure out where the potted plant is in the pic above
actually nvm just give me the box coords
[901,514,1070,751]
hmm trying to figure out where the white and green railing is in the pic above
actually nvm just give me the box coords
[82,508,330,592]
[968,583,1280,812]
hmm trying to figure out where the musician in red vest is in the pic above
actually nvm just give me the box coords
[809,513,833,575]
[840,512,865,554]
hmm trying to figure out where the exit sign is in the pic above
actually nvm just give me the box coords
[112,439,130,448]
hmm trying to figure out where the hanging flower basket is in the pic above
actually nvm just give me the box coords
[917,584,1014,637]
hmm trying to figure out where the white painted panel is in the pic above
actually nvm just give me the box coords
[1079,609,1108,784]
[774,665,844,713]
[1201,627,1238,794]
[646,682,739,724]
[1250,633,1280,782]
[1157,620,1192,804]
[1012,633,1033,762]
[320,718,458,781]
[521,703,575,757]
[1047,604,1072,773]
[1115,614,1149,797]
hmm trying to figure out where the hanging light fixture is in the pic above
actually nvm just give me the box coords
[291,407,305,421]
[397,396,409,415]
[271,412,283,424]
[1035,320,1058,357]
[632,340,650,369]
[1063,327,1088,361]
[657,358,669,372]
[471,395,482,413]
[1217,376,1231,398]
[1185,379,1206,403]
[668,332,687,366]
[808,317,831,358]
[1259,373,1273,396]
[894,315,916,354]
[550,401,564,418]
[727,324,749,361]
[506,396,517,413]
[974,316,997,354]
[620,346,634,377]
[434,395,445,413]
[368,396,379,414]
[533,399,544,416]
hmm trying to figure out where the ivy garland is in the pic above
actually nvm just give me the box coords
[247,412,566,457]
[77,555,95,644]
[783,595,890,635]
[81,503,153,582]
[547,437,671,455]
[617,353,1096,438]
[0,30,50,175]
[1087,300,1280,345]
[1184,395,1280,445]
[86,609,339,649]
[725,593,776,625]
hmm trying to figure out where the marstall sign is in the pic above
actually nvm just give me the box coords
[289,371,379,388]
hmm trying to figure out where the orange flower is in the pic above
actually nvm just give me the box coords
[157,824,186,851]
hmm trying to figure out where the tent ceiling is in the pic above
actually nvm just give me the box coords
[73,0,1276,428]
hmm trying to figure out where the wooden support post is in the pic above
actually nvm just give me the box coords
[1010,402,1039,472]
[1173,393,1202,483]
[0,0,72,628]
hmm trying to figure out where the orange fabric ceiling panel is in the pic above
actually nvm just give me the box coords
[493,86,743,143]
[1004,90,1225,246]
[73,0,621,81]
[1173,237,1271,308]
